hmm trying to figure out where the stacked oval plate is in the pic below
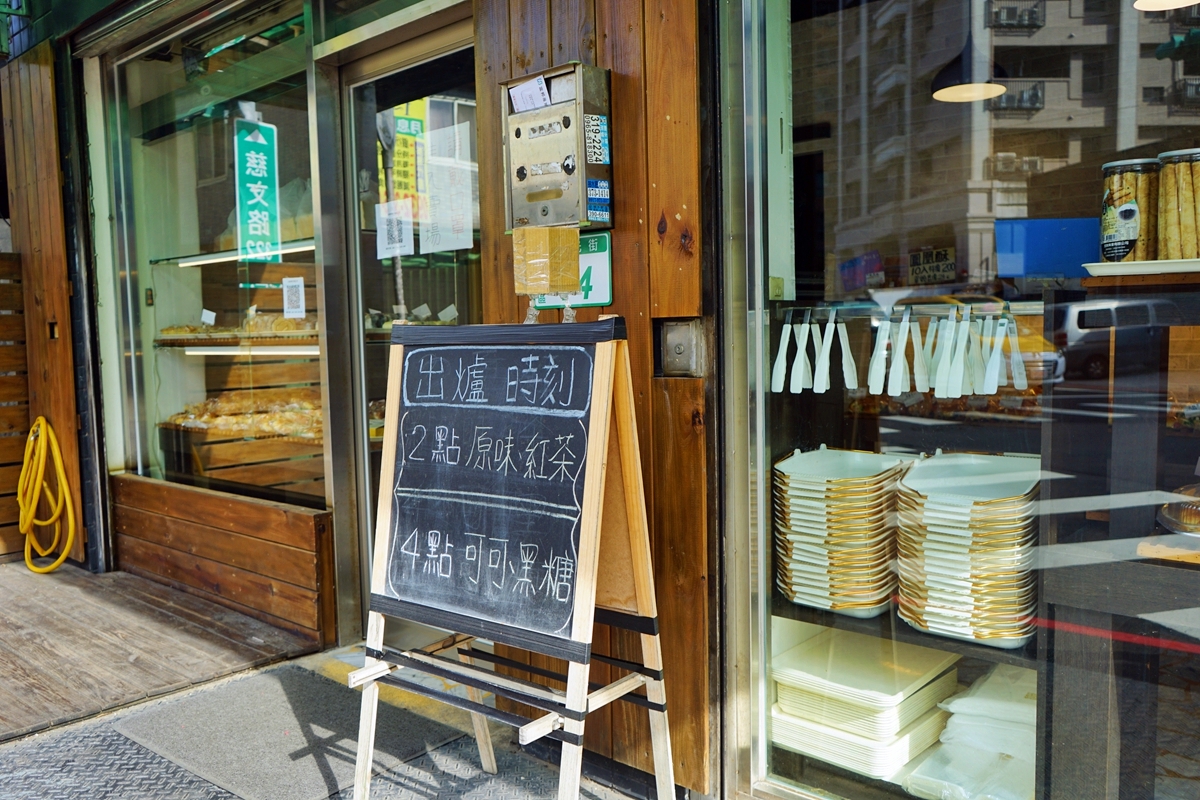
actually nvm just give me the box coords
[896,452,1040,649]
[773,446,909,618]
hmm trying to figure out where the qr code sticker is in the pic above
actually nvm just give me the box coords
[583,115,611,165]
[383,216,405,250]
[282,276,305,319]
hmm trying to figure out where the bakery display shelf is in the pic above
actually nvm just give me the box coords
[365,321,459,340]
[771,590,1040,671]
[155,333,320,348]
[278,434,326,446]
[158,423,323,442]
[148,238,317,266]
[1083,259,1200,277]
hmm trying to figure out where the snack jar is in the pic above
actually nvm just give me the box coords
[1101,158,1159,262]
[1157,149,1200,261]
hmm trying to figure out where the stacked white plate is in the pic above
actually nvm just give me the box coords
[771,628,959,779]
[897,452,1040,649]
[773,446,909,618]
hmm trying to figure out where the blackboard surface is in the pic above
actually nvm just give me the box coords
[381,331,606,641]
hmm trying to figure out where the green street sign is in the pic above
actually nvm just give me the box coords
[532,231,613,309]
[235,118,281,262]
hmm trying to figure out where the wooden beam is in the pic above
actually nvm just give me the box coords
[518,710,564,745]
[348,660,395,688]
[586,671,646,712]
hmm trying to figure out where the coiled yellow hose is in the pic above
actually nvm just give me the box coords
[18,416,75,574]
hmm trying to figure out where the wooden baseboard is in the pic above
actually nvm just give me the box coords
[110,473,336,647]
[120,562,320,648]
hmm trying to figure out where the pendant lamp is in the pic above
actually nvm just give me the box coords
[931,6,1008,103]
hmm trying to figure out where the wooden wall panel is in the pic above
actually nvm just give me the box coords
[476,0,518,325]
[0,42,83,563]
[0,254,27,561]
[474,0,710,790]
[552,0,596,64]
[651,377,709,790]
[111,474,336,647]
[644,0,702,318]
[594,0,661,773]
[510,0,551,76]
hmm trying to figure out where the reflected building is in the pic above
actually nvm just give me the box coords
[793,0,1200,294]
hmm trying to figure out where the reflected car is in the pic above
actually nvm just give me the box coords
[892,295,1066,384]
[1051,299,1182,379]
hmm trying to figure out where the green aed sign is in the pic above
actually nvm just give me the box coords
[235,118,281,263]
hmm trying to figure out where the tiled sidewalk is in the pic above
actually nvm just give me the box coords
[0,651,623,800]
[0,718,605,800]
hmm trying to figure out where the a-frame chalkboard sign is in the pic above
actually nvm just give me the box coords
[349,317,674,800]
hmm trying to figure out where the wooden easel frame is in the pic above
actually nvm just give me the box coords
[350,321,674,800]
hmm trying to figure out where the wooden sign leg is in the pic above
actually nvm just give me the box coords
[459,650,498,773]
[353,611,386,800]
[556,660,592,800]
[642,632,676,800]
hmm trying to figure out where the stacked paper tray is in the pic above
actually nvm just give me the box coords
[770,629,959,777]
[772,704,950,780]
[773,446,909,618]
[772,628,961,708]
[897,452,1040,649]
[777,669,959,739]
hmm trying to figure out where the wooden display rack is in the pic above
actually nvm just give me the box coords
[349,319,674,800]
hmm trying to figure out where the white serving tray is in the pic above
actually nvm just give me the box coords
[901,453,1040,506]
[1083,259,1200,276]
[775,445,909,483]
[777,669,959,740]
[770,703,949,779]
[771,628,960,708]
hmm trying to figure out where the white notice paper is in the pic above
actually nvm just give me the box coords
[200,308,216,326]
[282,276,306,319]
[419,122,475,255]
[375,199,414,259]
[508,75,552,112]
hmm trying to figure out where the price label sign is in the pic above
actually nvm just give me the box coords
[533,231,612,309]
[235,118,282,263]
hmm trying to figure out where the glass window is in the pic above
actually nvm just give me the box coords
[346,47,481,549]
[1079,308,1115,328]
[739,0,1200,798]
[110,0,326,506]
[1116,304,1151,326]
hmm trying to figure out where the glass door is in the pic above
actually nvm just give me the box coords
[344,44,481,646]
